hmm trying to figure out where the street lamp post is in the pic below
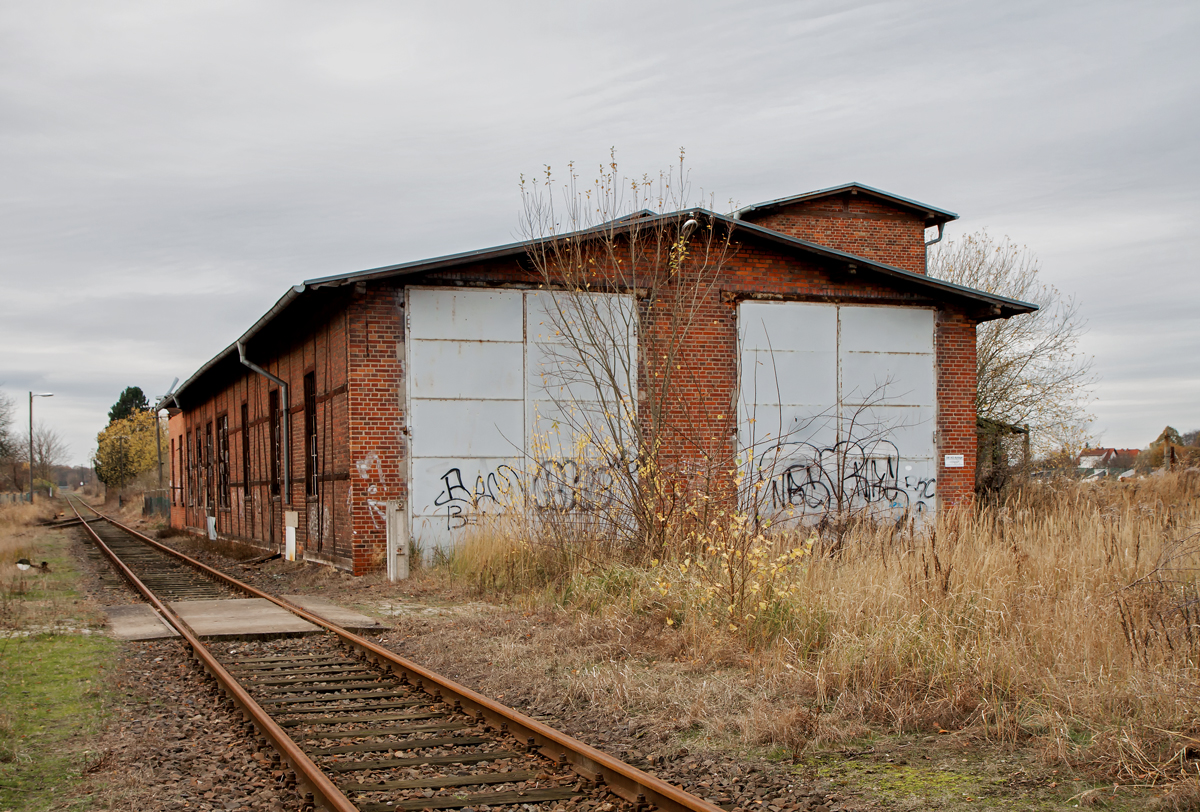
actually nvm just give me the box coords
[29,391,53,504]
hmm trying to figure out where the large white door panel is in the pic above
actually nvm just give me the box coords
[529,401,628,458]
[738,403,839,449]
[840,352,936,407]
[410,456,523,522]
[841,406,935,458]
[409,399,525,459]
[408,340,525,400]
[408,288,524,341]
[839,306,934,354]
[741,348,837,406]
[739,301,838,352]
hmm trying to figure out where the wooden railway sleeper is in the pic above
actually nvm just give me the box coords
[73,499,725,812]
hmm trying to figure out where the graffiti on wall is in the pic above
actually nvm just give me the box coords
[528,459,617,512]
[757,438,935,518]
[356,450,387,528]
[432,464,520,530]
[428,457,621,530]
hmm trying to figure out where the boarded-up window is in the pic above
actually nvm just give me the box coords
[241,402,250,497]
[304,372,317,498]
[186,430,195,507]
[204,421,214,509]
[269,390,281,499]
[217,415,230,509]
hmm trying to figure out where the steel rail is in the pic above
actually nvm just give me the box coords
[67,498,358,812]
[75,501,725,812]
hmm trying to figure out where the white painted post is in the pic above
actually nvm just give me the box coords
[283,510,298,561]
[386,499,409,582]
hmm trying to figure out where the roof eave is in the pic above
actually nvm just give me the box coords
[171,206,1034,406]
[171,284,307,406]
[717,213,1036,318]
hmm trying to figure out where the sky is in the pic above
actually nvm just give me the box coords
[1,0,1196,466]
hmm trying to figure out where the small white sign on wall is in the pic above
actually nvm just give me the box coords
[944,454,965,468]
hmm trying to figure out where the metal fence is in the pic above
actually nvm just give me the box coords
[0,492,32,505]
[143,489,170,518]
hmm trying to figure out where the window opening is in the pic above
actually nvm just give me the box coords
[186,430,195,507]
[241,402,251,497]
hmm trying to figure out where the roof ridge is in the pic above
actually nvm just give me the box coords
[733,182,958,224]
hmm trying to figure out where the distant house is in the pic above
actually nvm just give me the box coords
[1078,448,1140,469]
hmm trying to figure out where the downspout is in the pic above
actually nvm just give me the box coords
[237,340,291,506]
[924,222,946,246]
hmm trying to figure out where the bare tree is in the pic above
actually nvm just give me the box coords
[31,423,69,484]
[518,151,737,559]
[928,231,1096,452]
[0,389,16,490]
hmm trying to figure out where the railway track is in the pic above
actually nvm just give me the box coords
[69,498,726,812]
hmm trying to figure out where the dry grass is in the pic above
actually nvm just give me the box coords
[0,501,48,565]
[437,472,1200,780]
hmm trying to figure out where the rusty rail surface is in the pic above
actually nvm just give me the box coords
[72,499,725,812]
[67,498,358,812]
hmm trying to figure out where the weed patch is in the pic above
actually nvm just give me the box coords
[431,473,1200,785]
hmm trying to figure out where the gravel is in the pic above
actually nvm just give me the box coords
[68,526,870,811]
[72,640,294,812]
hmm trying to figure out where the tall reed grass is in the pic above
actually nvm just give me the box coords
[439,472,1200,778]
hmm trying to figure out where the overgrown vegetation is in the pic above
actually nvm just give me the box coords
[438,473,1200,783]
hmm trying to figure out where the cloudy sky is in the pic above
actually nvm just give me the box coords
[1,0,1196,466]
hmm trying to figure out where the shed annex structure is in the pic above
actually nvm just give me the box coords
[164,183,1035,575]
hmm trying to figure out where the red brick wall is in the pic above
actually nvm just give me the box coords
[172,220,979,574]
[934,309,978,506]
[345,286,406,574]
[169,311,354,568]
[742,194,930,275]
[418,236,978,516]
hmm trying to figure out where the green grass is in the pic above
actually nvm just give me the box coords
[0,507,117,811]
[0,633,116,811]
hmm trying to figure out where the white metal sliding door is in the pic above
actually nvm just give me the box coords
[738,301,936,518]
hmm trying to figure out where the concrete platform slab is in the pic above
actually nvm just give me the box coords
[169,598,321,639]
[282,595,388,632]
[103,596,385,640]
[105,604,179,640]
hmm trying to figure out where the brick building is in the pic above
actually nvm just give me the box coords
[164,183,1035,575]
